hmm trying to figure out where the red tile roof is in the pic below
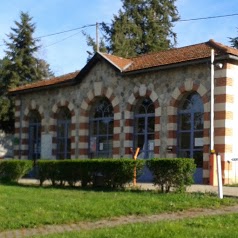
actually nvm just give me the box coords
[9,39,238,94]
[9,71,79,93]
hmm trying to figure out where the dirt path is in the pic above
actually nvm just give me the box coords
[2,205,238,238]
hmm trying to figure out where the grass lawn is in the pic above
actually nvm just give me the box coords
[0,184,237,231]
[34,213,238,238]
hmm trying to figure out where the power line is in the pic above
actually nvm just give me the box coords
[174,13,238,22]
[1,13,238,48]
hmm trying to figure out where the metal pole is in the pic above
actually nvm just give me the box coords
[96,22,99,52]
[216,153,223,199]
[210,49,215,151]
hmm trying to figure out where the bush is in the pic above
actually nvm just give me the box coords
[146,158,196,193]
[37,159,145,188]
[0,159,33,183]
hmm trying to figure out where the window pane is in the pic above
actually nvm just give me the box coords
[194,112,203,130]
[180,113,191,130]
[179,132,190,149]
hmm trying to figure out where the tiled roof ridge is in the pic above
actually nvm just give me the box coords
[128,41,210,60]
[207,39,238,55]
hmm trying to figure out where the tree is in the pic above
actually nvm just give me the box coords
[229,31,238,48]
[85,0,179,58]
[0,11,54,133]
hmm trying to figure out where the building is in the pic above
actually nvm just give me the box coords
[9,39,238,184]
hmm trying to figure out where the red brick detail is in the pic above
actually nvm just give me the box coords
[113,133,120,141]
[71,137,75,143]
[215,77,233,87]
[203,145,210,153]
[114,104,120,113]
[203,161,209,169]
[154,145,160,156]
[203,128,210,137]
[80,149,88,156]
[154,131,160,140]
[168,130,176,139]
[125,119,133,127]
[114,120,120,128]
[155,117,160,124]
[125,133,133,140]
[80,122,88,130]
[215,94,234,103]
[22,127,28,133]
[22,139,28,144]
[49,125,57,132]
[214,111,233,120]
[214,144,232,153]
[80,136,88,143]
[204,112,210,121]
[15,128,20,134]
[71,149,75,155]
[113,147,120,155]
[168,115,177,123]
[214,128,233,137]
[70,124,76,131]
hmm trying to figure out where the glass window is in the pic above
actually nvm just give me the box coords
[89,98,113,158]
[134,98,155,159]
[28,110,41,162]
[177,92,204,183]
[56,107,71,159]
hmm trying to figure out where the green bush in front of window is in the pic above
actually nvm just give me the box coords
[0,159,33,183]
[37,159,145,188]
[146,158,196,193]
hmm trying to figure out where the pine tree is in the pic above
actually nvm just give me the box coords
[85,0,179,58]
[0,11,54,133]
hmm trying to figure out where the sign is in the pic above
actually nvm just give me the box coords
[195,138,203,147]
[231,158,238,161]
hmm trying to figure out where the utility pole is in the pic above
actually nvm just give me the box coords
[96,22,99,52]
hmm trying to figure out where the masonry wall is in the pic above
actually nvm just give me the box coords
[14,59,233,184]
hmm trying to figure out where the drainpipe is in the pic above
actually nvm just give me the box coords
[210,49,215,151]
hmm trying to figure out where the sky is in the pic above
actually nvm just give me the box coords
[1,0,238,76]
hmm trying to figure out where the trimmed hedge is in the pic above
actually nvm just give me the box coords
[37,159,145,188]
[0,159,33,183]
[146,158,196,193]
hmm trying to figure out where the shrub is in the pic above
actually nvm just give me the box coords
[146,158,196,193]
[0,159,33,183]
[37,159,145,188]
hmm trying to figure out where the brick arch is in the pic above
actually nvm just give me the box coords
[167,80,210,183]
[19,100,45,159]
[78,83,120,158]
[50,99,76,159]
[124,84,160,158]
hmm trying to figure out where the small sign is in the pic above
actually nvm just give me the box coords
[195,138,203,147]
[231,158,238,161]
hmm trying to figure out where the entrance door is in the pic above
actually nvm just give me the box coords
[177,92,204,184]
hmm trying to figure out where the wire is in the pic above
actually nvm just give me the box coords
[45,31,82,47]
[174,13,238,22]
[35,23,95,39]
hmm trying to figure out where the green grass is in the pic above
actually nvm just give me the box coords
[0,184,237,231]
[34,213,238,238]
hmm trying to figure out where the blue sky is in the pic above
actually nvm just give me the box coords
[1,0,238,76]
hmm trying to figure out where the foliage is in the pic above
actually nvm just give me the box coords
[0,11,54,133]
[37,159,145,188]
[146,158,196,193]
[0,159,33,182]
[85,0,179,58]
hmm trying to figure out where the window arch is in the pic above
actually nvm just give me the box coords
[177,92,204,183]
[28,110,41,162]
[133,98,155,159]
[57,107,71,159]
[89,98,113,158]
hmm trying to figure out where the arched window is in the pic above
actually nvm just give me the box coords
[57,107,71,159]
[28,110,41,162]
[134,98,155,159]
[177,92,204,183]
[89,98,113,158]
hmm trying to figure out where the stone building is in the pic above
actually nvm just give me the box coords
[9,39,238,184]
